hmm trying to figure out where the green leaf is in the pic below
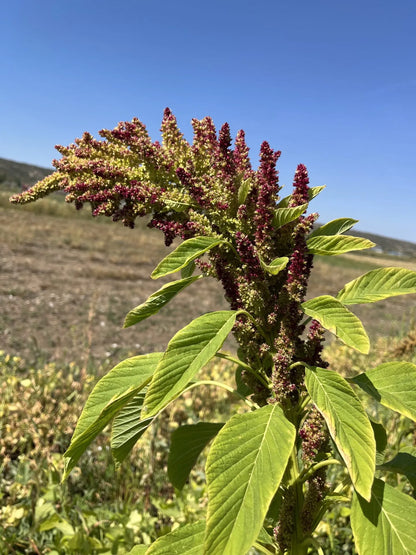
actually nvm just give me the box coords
[307,235,375,256]
[379,448,416,489]
[351,478,416,555]
[128,546,148,555]
[302,295,370,353]
[238,177,253,204]
[350,361,416,421]
[272,204,308,228]
[204,404,296,555]
[181,260,196,278]
[168,422,224,489]
[145,520,205,555]
[309,218,358,238]
[337,267,416,305]
[123,276,201,328]
[308,185,326,201]
[260,256,289,276]
[143,311,238,417]
[304,365,375,500]
[277,185,325,208]
[370,420,388,466]
[63,353,162,479]
[111,391,154,466]
[151,236,224,279]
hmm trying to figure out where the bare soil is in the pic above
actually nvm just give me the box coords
[2,198,416,369]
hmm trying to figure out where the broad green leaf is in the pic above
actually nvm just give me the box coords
[307,235,375,256]
[351,478,416,555]
[254,528,278,554]
[145,520,205,555]
[276,194,291,208]
[350,361,416,421]
[272,204,308,228]
[308,185,326,201]
[143,311,238,417]
[111,391,154,466]
[253,542,277,555]
[168,422,224,489]
[63,353,162,479]
[337,267,416,305]
[151,236,224,279]
[128,546,148,555]
[238,177,253,204]
[123,276,201,328]
[304,366,375,500]
[181,260,196,278]
[302,295,370,353]
[260,256,289,276]
[277,186,325,208]
[309,218,358,238]
[204,404,295,555]
[370,420,388,466]
[379,448,416,489]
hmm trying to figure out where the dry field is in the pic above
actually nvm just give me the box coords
[1,192,416,370]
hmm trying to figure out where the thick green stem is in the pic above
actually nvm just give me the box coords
[288,446,308,554]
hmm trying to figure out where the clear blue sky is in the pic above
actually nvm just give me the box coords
[1,0,415,242]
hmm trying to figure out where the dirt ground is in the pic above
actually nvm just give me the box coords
[1,200,416,370]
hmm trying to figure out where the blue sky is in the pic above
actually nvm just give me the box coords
[1,0,415,241]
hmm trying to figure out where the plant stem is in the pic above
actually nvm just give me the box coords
[216,351,271,388]
[299,458,342,484]
[288,445,308,554]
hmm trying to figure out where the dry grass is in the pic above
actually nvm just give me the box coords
[2,192,416,369]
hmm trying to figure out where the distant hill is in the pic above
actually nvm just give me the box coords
[2,156,415,258]
[0,157,52,191]
[351,230,416,259]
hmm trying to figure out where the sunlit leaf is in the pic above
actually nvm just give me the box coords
[238,177,253,204]
[307,235,375,256]
[308,185,326,201]
[305,365,375,500]
[302,295,370,353]
[143,311,238,417]
[351,478,416,555]
[260,256,289,276]
[168,422,224,489]
[350,361,416,421]
[151,236,224,279]
[204,405,295,555]
[63,353,162,479]
[123,276,201,328]
[337,267,416,305]
[111,391,154,466]
[128,546,148,554]
[309,217,358,238]
[272,204,308,229]
[277,185,325,208]
[145,520,205,554]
